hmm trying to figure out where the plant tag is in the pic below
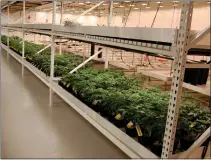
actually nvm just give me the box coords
[127,121,134,128]
[92,100,98,105]
[66,83,70,88]
[136,125,143,137]
[189,122,196,128]
[115,113,121,120]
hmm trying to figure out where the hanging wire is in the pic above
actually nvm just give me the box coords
[137,3,142,27]
[124,1,134,27]
[171,5,176,28]
[151,3,160,28]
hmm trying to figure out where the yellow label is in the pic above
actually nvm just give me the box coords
[127,121,134,128]
[115,113,121,120]
[92,100,98,105]
[136,125,143,137]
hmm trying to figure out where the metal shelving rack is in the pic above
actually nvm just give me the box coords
[1,1,210,159]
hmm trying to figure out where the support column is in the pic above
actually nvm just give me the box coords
[74,40,76,52]
[22,1,25,76]
[90,43,95,56]
[59,2,63,55]
[161,2,193,158]
[7,5,10,59]
[105,1,113,69]
[34,8,36,42]
[49,1,56,106]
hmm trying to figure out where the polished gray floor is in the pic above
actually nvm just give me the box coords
[1,50,128,159]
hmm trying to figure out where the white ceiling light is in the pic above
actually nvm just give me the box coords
[119,5,124,8]
[125,1,131,2]
[172,0,179,2]
[146,5,150,9]
[86,1,91,3]
[134,7,139,9]
[172,4,178,7]
[159,4,164,7]
[156,1,162,3]
[129,4,135,6]
[142,3,147,6]
[79,2,84,5]
[113,2,119,4]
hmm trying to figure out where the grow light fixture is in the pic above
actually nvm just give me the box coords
[79,2,84,5]
[172,3,178,7]
[142,3,147,6]
[156,1,162,3]
[145,2,150,8]
[125,1,131,2]
[129,4,135,6]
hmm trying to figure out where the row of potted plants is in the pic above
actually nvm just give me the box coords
[1,35,85,77]
[1,35,210,156]
[59,68,210,155]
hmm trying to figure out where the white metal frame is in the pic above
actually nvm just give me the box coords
[104,0,113,69]
[21,1,25,76]
[190,26,210,47]
[1,1,210,159]
[49,1,56,106]
[162,2,194,158]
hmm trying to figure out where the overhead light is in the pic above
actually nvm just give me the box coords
[172,0,179,2]
[113,2,119,4]
[86,1,91,3]
[146,5,150,9]
[134,7,139,9]
[142,3,147,6]
[125,1,130,2]
[159,5,164,7]
[156,1,162,3]
[172,4,178,7]
[79,2,84,5]
[119,5,124,8]
[129,4,135,6]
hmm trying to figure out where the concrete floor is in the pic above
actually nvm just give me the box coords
[1,50,128,159]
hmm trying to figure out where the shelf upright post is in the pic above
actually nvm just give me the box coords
[59,2,63,55]
[49,1,56,106]
[34,7,36,43]
[161,2,194,158]
[104,0,113,69]
[7,4,10,59]
[21,1,26,76]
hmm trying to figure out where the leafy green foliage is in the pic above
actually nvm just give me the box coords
[2,35,210,153]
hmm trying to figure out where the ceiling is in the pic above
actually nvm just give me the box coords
[1,1,210,15]
[1,1,51,13]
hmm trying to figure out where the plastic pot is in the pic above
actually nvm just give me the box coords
[151,143,162,157]
[138,136,154,146]
[100,109,110,117]
[180,138,194,150]
[125,126,137,137]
